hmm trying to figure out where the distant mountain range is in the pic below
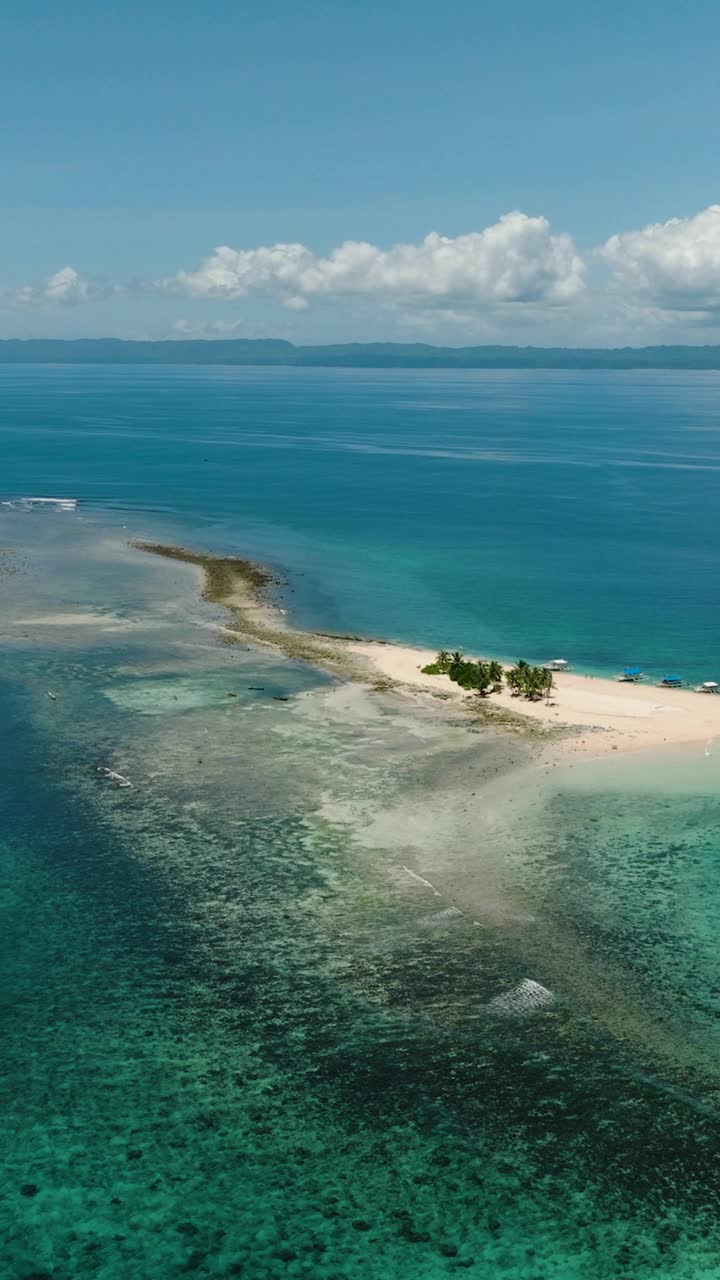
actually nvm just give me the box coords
[4,338,720,369]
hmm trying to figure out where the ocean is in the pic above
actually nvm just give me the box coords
[5,362,720,678]
[2,365,720,1279]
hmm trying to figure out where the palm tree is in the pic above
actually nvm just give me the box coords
[456,662,477,690]
[506,664,524,696]
[523,666,551,700]
[436,650,450,672]
[487,659,504,692]
[473,660,494,696]
[448,652,465,684]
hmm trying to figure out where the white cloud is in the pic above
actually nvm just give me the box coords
[12,266,98,307]
[44,266,92,304]
[13,206,720,341]
[599,206,720,313]
[165,212,586,314]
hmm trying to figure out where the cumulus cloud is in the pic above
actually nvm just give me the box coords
[165,212,586,313]
[44,266,93,304]
[12,266,98,307]
[599,206,720,313]
[14,206,720,340]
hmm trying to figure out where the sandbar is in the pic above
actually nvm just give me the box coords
[135,541,720,757]
[347,640,720,756]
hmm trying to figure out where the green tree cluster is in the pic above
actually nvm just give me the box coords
[505,660,554,701]
[421,650,502,696]
[421,652,553,701]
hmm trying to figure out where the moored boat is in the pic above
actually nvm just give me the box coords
[618,666,644,683]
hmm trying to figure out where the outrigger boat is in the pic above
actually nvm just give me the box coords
[659,675,683,688]
[695,681,720,694]
[544,658,569,671]
[618,666,644,683]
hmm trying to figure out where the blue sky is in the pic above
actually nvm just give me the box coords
[3,0,720,343]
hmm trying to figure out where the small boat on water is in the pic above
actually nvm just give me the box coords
[696,681,720,694]
[659,676,683,688]
[545,658,569,671]
[618,666,644,683]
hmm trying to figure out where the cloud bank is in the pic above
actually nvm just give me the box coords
[166,212,586,311]
[9,206,720,342]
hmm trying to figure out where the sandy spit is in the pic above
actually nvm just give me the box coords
[135,541,720,758]
[348,640,720,756]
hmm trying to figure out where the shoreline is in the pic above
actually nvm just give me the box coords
[135,541,720,758]
[346,639,720,757]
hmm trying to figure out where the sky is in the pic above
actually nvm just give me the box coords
[3,0,720,345]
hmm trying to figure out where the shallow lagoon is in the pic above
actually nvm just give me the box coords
[2,513,720,1277]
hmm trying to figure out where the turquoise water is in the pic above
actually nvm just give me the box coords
[3,371,720,1277]
[3,364,720,677]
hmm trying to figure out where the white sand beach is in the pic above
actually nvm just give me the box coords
[135,544,720,759]
[347,640,720,756]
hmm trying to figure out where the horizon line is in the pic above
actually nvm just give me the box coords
[3,336,720,351]
[3,337,720,370]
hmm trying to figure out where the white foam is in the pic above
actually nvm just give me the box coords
[401,865,441,896]
[96,766,132,789]
[424,905,464,927]
[485,978,554,1017]
[3,496,77,511]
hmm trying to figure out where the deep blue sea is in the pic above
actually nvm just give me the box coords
[3,363,720,678]
[3,365,720,1279]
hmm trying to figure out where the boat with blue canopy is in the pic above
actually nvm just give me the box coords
[618,666,644,683]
